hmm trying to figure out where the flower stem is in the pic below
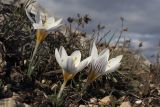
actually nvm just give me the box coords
[57,80,67,99]
[27,41,40,77]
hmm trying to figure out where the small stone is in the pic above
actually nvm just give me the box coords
[76,84,79,87]
[47,80,52,84]
[31,66,35,70]
[90,97,97,103]
[24,60,27,65]
[118,96,126,102]
[3,85,8,91]
[82,79,87,83]
[150,84,155,88]
[99,96,114,106]
[0,97,31,107]
[88,104,98,107]
[99,89,106,94]
[41,79,46,84]
[158,90,160,95]
[135,100,142,104]
[69,104,77,107]
[79,105,86,107]
[120,101,132,107]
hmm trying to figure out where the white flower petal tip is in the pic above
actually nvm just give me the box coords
[56,18,63,25]
[77,56,92,72]
[90,42,98,60]
[71,51,81,67]
[115,55,123,62]
[55,48,62,67]
[59,46,68,58]
[88,43,123,83]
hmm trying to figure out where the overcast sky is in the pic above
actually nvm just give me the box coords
[37,0,160,62]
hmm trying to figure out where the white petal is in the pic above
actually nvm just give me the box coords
[47,17,55,24]
[76,56,92,72]
[65,56,76,74]
[35,9,41,23]
[59,46,68,59]
[91,48,109,68]
[93,55,108,75]
[99,48,110,61]
[90,42,98,60]
[71,51,81,67]
[105,55,123,73]
[46,18,62,31]
[55,48,62,67]
[33,23,43,29]
[106,63,121,74]
[45,17,56,26]
[25,8,35,23]
[54,18,63,26]
[61,56,68,70]
[46,24,62,32]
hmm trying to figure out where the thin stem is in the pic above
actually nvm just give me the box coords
[107,32,116,46]
[97,30,111,44]
[114,19,124,48]
[27,41,40,77]
[57,80,67,99]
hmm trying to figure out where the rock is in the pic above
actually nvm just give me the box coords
[3,85,8,92]
[150,84,156,89]
[135,100,142,104]
[118,96,126,102]
[0,93,31,107]
[120,101,132,107]
[158,90,160,95]
[88,104,98,107]
[99,89,106,94]
[90,97,97,103]
[0,98,31,107]
[82,79,87,83]
[41,79,46,84]
[79,105,86,107]
[98,96,114,106]
[69,104,77,107]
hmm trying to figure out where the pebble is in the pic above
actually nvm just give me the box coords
[135,100,142,104]
[98,96,114,106]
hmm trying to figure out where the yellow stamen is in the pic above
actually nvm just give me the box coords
[36,29,48,43]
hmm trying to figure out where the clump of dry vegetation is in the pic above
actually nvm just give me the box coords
[0,1,160,107]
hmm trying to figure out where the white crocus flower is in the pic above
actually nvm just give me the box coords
[32,10,62,31]
[25,1,63,77]
[25,3,63,43]
[55,46,91,99]
[87,42,123,84]
[25,2,62,32]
